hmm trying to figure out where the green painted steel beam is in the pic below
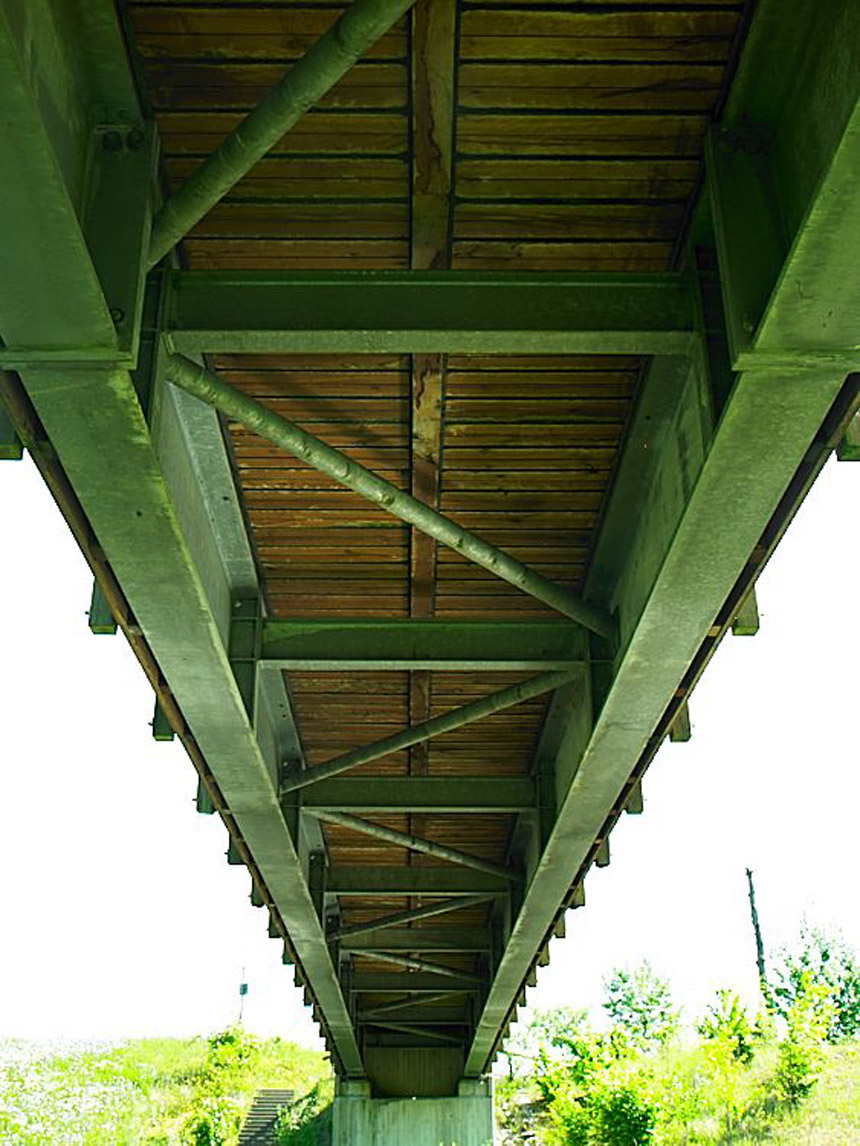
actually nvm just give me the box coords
[0,2,362,1074]
[165,270,698,356]
[261,619,587,672]
[306,809,522,884]
[838,409,860,461]
[361,1021,462,1046]
[148,0,418,265]
[284,672,574,791]
[152,697,175,742]
[327,867,508,897]
[300,777,537,814]
[0,393,22,460]
[357,951,485,984]
[166,353,614,636]
[359,993,463,1019]
[351,973,480,993]
[707,0,860,369]
[333,895,495,941]
[87,580,117,635]
[341,929,491,953]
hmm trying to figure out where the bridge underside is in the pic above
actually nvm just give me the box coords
[0,0,857,1120]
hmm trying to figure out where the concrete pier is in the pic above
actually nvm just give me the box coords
[332,1077,495,1146]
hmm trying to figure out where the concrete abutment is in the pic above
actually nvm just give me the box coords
[332,1077,495,1146]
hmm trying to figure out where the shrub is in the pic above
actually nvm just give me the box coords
[181,1094,244,1146]
[697,989,755,1064]
[774,973,833,1106]
[592,1083,655,1146]
[772,925,860,1042]
[602,964,679,1050]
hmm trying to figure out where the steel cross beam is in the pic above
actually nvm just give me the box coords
[333,894,495,941]
[148,0,418,265]
[283,671,576,791]
[164,270,698,356]
[306,809,523,883]
[165,354,614,636]
[261,618,587,671]
[301,777,537,814]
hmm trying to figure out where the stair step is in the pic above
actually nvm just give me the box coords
[238,1090,296,1146]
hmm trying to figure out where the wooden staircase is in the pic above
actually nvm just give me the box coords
[238,1088,295,1146]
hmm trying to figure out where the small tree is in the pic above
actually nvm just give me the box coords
[602,963,679,1050]
[697,989,755,1064]
[775,973,834,1106]
[771,925,860,1042]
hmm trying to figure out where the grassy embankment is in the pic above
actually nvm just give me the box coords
[0,1030,331,1144]
[497,1040,859,1144]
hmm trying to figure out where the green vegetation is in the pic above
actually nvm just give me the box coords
[499,927,859,1144]
[1,928,856,1144]
[0,1028,331,1145]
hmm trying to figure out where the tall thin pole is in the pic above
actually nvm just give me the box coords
[745,867,769,1003]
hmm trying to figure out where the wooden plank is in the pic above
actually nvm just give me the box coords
[451,242,673,272]
[158,111,408,155]
[456,115,708,156]
[454,203,685,241]
[144,61,407,111]
[166,156,409,200]
[132,10,407,61]
[408,0,457,779]
[459,62,723,112]
[456,157,698,200]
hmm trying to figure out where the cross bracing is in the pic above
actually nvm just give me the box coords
[0,0,857,1098]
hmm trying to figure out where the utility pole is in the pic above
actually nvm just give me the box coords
[745,868,770,1005]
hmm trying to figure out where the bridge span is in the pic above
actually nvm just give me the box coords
[1,0,857,1141]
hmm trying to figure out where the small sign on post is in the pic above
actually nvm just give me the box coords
[238,970,249,1023]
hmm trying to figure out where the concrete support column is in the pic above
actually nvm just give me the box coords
[333,1076,495,1146]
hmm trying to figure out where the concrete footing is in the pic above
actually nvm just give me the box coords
[333,1077,495,1145]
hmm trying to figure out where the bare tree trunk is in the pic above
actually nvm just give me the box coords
[745,867,770,1005]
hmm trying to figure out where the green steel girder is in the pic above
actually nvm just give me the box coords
[0,0,361,1075]
[352,973,480,994]
[341,930,491,953]
[333,895,496,941]
[261,619,587,672]
[284,671,576,792]
[164,270,698,356]
[301,777,536,814]
[306,809,522,884]
[327,867,509,897]
[166,353,614,636]
[0,394,23,460]
[707,0,860,369]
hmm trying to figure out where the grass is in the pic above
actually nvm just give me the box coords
[0,1030,332,1145]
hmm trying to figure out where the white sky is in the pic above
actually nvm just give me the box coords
[0,451,857,1050]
